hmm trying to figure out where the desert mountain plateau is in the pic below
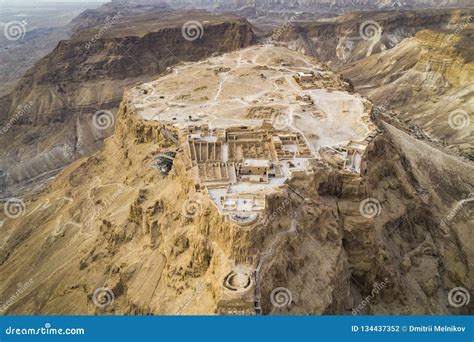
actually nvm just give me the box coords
[1,44,472,315]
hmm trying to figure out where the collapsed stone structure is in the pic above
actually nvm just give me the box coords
[185,122,314,221]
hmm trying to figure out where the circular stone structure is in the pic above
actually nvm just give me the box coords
[223,267,254,295]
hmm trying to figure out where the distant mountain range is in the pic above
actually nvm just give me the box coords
[115,0,474,11]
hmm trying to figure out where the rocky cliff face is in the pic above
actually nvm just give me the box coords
[0,11,256,199]
[253,0,473,10]
[161,0,473,12]
[1,84,471,315]
[277,9,472,64]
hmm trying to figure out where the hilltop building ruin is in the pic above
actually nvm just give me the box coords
[183,122,315,225]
